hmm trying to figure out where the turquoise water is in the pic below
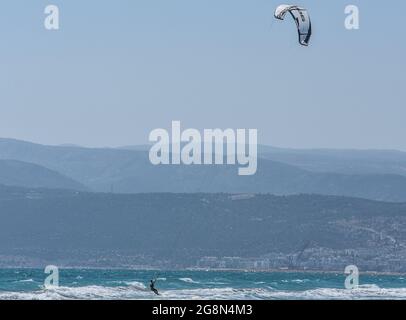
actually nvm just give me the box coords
[0,269,406,300]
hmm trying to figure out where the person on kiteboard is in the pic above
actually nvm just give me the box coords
[150,279,159,295]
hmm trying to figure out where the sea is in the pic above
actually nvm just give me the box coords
[0,269,406,300]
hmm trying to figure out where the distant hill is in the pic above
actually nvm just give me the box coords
[0,159,87,191]
[1,187,406,271]
[2,138,406,201]
[258,145,406,176]
[119,143,406,176]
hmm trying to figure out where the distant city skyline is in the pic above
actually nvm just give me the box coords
[0,0,404,150]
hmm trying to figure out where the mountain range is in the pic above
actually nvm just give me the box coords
[2,138,406,271]
[0,159,87,191]
[1,138,406,201]
[1,186,405,271]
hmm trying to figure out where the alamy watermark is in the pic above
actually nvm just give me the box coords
[44,265,59,288]
[42,5,360,31]
[44,5,59,30]
[345,5,360,30]
[149,121,258,176]
[344,265,360,290]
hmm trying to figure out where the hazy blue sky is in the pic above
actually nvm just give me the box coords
[0,0,404,149]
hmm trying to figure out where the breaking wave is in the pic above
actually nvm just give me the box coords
[16,279,34,283]
[1,284,406,300]
[179,278,200,284]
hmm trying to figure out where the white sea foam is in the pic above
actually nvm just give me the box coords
[125,281,146,288]
[0,285,149,300]
[291,279,310,283]
[123,281,149,292]
[1,284,406,300]
[179,278,200,284]
[17,279,35,283]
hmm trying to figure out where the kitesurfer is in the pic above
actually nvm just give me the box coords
[150,279,159,295]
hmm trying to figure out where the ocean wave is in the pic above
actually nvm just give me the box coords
[179,278,200,284]
[0,285,149,300]
[281,279,310,284]
[124,281,148,291]
[1,284,406,300]
[265,285,406,300]
[16,279,35,283]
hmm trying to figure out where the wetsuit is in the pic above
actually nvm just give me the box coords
[150,280,159,295]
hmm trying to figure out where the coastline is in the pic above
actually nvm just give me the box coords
[0,266,405,277]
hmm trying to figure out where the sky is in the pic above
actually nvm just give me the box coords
[0,0,404,149]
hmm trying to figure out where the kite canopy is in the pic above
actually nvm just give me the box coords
[274,4,312,46]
